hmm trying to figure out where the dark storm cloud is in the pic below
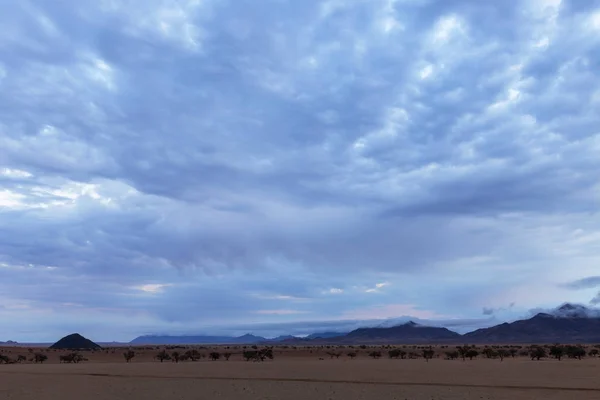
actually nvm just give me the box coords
[1,0,600,340]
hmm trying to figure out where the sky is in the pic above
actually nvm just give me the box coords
[0,0,599,343]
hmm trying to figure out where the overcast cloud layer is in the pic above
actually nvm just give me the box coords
[1,0,600,342]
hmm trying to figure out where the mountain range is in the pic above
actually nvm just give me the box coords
[129,303,600,345]
[130,333,268,345]
[464,304,600,343]
[130,331,349,345]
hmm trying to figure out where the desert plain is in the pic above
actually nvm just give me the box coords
[1,345,600,400]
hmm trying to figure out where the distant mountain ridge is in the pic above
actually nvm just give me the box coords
[128,303,600,345]
[130,333,268,345]
[329,321,461,344]
[305,332,346,340]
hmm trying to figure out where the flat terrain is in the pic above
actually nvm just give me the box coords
[1,346,600,399]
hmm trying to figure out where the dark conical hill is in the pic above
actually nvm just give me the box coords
[49,333,101,350]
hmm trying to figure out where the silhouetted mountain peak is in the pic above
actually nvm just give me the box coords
[238,333,261,339]
[50,333,101,350]
[558,303,578,311]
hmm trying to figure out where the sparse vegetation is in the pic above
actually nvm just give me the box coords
[155,350,171,362]
[550,345,564,360]
[465,349,479,360]
[184,349,202,361]
[388,349,407,359]
[497,349,509,361]
[242,348,274,362]
[530,346,547,361]
[422,348,434,362]
[457,346,469,361]
[565,345,586,360]
[59,353,85,363]
[368,351,382,359]
[123,350,135,363]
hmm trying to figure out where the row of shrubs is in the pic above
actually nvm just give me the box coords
[0,353,47,364]
[124,347,275,363]
[3,344,599,364]
[321,344,600,361]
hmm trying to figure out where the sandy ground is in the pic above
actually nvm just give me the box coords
[1,347,600,399]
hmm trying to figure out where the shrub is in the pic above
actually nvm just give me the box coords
[368,351,382,359]
[482,348,498,359]
[155,350,171,362]
[388,349,404,359]
[565,345,586,360]
[465,349,479,360]
[123,350,135,363]
[184,349,202,361]
[422,348,435,362]
[530,346,547,361]
[243,350,257,361]
[59,353,85,363]
[497,349,509,361]
[456,346,470,360]
[209,352,221,361]
[549,345,564,361]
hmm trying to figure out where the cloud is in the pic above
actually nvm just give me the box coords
[365,282,390,293]
[341,304,446,321]
[1,0,600,340]
[563,276,600,290]
[482,303,515,316]
[255,310,309,316]
[133,284,172,294]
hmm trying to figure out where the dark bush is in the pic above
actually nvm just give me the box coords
[123,350,135,363]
